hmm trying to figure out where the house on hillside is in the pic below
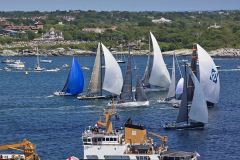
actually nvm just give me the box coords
[152,17,172,24]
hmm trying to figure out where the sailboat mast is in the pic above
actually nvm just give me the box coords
[129,46,134,101]
[37,47,40,67]
[100,43,103,96]
[191,44,198,77]
[184,63,189,125]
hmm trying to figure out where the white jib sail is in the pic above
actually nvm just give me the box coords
[149,32,170,87]
[101,43,123,95]
[197,44,220,104]
[167,54,176,98]
[188,68,208,124]
[176,77,184,95]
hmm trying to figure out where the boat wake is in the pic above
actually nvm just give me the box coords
[219,68,240,72]
[46,95,54,98]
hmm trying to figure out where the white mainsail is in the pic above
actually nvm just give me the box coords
[167,54,176,98]
[197,44,220,104]
[176,78,184,95]
[149,32,170,87]
[101,43,123,95]
[188,67,208,124]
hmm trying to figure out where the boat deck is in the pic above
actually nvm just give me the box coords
[161,151,198,159]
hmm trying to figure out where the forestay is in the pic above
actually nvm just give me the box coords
[167,54,176,98]
[101,43,123,95]
[135,78,148,102]
[197,44,220,104]
[149,32,170,88]
[188,67,208,123]
[176,68,188,123]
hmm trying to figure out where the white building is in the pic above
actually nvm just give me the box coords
[208,23,221,29]
[152,17,172,24]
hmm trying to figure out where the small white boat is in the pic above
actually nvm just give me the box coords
[3,67,11,71]
[34,47,44,72]
[62,64,69,68]
[144,87,167,92]
[45,68,60,72]
[1,59,15,63]
[53,91,73,96]
[108,100,149,107]
[81,66,90,70]
[40,59,52,63]
[7,60,25,70]
[34,66,44,72]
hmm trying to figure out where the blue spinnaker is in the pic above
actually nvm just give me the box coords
[62,57,84,95]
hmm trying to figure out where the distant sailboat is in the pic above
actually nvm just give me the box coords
[77,43,123,100]
[158,53,183,106]
[40,59,52,63]
[54,57,84,96]
[191,44,220,107]
[142,32,170,92]
[109,54,149,107]
[116,44,126,63]
[164,64,208,130]
[34,47,44,72]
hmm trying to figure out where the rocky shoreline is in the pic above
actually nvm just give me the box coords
[0,47,240,57]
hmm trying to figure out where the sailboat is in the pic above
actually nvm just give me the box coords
[109,54,149,107]
[142,32,170,92]
[190,44,220,107]
[164,64,208,130]
[77,43,123,100]
[54,57,84,96]
[34,47,44,72]
[158,53,183,107]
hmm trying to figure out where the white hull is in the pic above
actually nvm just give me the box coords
[34,67,44,72]
[45,68,60,72]
[0,154,25,160]
[108,101,149,107]
[40,59,52,63]
[144,87,167,92]
[158,98,181,105]
[53,91,73,96]
[84,145,198,160]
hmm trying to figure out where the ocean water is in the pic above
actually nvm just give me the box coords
[0,55,239,160]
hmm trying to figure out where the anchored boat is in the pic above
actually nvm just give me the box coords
[142,32,171,92]
[34,47,44,72]
[77,43,123,100]
[82,105,199,160]
[54,57,84,96]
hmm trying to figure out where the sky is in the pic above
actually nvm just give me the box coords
[0,0,239,12]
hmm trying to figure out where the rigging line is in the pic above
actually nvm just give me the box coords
[175,53,183,78]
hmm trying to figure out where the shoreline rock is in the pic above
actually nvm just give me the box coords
[0,48,240,57]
